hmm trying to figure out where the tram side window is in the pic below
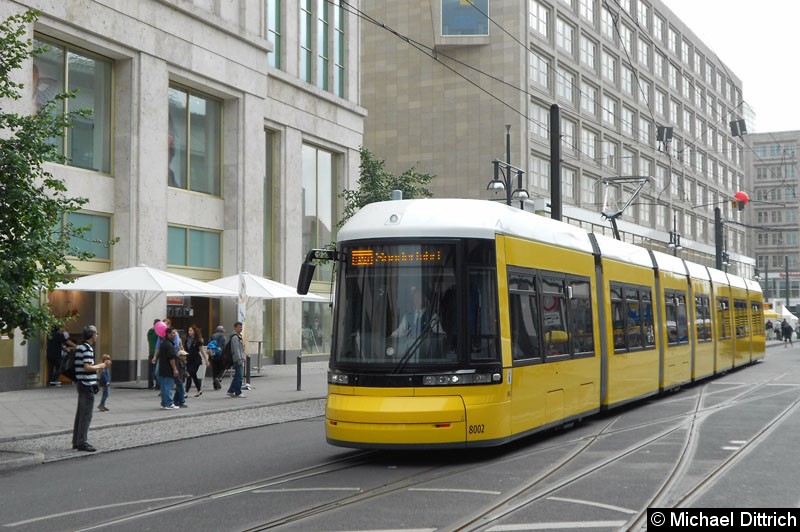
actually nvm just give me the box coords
[611,286,625,351]
[734,299,748,337]
[569,278,594,355]
[641,289,656,348]
[751,301,763,336]
[716,297,731,339]
[625,287,644,349]
[508,271,541,361]
[695,294,712,341]
[665,290,688,345]
[542,276,569,359]
[611,282,654,353]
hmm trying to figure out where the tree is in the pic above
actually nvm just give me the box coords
[338,146,435,229]
[0,10,95,339]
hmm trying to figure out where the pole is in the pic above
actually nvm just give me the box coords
[765,261,770,302]
[786,255,790,310]
[550,104,562,221]
[672,211,678,257]
[714,207,723,270]
[505,124,512,206]
[296,354,302,391]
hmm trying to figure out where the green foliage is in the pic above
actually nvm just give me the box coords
[337,146,435,229]
[0,11,97,339]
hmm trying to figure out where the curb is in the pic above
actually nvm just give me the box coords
[0,451,44,472]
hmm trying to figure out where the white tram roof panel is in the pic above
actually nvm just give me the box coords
[337,199,595,254]
[707,267,730,285]
[650,249,688,276]
[591,232,654,269]
[726,273,748,290]
[684,261,710,281]
[744,278,763,294]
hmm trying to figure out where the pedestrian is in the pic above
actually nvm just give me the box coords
[46,325,76,387]
[765,320,773,340]
[775,321,782,341]
[185,325,209,397]
[210,325,227,390]
[72,325,109,452]
[782,319,793,348]
[147,318,160,390]
[173,350,188,408]
[97,354,112,412]
[226,321,246,398]
[157,327,180,410]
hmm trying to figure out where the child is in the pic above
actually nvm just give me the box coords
[173,350,188,408]
[97,354,112,412]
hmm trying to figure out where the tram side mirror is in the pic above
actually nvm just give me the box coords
[297,262,316,295]
[297,248,347,295]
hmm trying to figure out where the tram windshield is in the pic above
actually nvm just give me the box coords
[333,240,499,369]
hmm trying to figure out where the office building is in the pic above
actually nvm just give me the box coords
[360,0,751,273]
[0,0,364,390]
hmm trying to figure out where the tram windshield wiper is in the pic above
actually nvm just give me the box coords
[391,315,440,373]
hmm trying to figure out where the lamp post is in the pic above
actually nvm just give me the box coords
[486,124,529,209]
[667,210,683,256]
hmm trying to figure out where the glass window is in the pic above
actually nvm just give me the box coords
[167,225,221,269]
[302,144,335,281]
[61,212,112,260]
[33,37,112,173]
[333,241,497,366]
[611,283,654,352]
[530,0,549,38]
[168,87,221,195]
[442,0,488,36]
[267,0,282,68]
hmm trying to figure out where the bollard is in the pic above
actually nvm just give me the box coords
[245,355,251,385]
[296,354,302,391]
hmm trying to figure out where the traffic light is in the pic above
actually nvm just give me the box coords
[732,199,745,211]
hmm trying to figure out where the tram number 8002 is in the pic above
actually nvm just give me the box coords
[468,424,485,435]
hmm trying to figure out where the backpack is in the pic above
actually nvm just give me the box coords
[60,347,79,381]
[220,334,235,368]
[206,339,220,358]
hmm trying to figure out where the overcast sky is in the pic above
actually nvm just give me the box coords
[664,0,800,133]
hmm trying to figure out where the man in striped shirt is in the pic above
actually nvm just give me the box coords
[72,325,109,452]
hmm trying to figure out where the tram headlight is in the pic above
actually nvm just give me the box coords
[422,372,499,386]
[328,373,350,385]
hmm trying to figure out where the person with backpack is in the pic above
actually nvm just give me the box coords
[226,321,246,398]
[72,325,109,452]
[209,325,226,390]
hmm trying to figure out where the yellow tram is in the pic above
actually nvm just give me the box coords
[298,199,765,449]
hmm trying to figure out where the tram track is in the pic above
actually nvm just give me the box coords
[69,371,799,532]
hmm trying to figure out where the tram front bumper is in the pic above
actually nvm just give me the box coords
[326,393,467,447]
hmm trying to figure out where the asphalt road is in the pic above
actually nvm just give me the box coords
[2,350,799,532]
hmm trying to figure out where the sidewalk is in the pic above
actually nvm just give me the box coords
[0,360,329,472]
[0,341,788,473]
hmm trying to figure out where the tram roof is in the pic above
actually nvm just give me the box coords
[337,199,595,254]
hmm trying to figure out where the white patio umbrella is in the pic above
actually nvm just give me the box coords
[56,264,237,382]
[208,272,327,305]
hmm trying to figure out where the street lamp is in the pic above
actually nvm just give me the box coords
[667,211,683,255]
[487,124,529,208]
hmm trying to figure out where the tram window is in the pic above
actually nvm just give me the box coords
[641,290,655,348]
[716,297,731,339]
[468,268,499,361]
[542,276,568,359]
[611,282,655,353]
[734,299,748,337]
[751,302,763,335]
[675,291,689,344]
[625,288,643,349]
[508,271,541,361]
[611,286,625,351]
[695,294,711,341]
[569,278,594,355]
